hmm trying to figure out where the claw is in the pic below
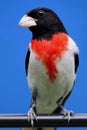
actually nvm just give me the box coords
[27,104,37,126]
[57,97,74,123]
[58,103,74,123]
[63,109,74,122]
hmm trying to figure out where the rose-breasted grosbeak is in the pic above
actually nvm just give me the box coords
[19,7,79,130]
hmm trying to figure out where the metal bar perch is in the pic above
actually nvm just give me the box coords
[0,114,87,127]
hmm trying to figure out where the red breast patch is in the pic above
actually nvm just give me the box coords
[31,33,68,82]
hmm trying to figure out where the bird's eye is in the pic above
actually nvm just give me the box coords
[38,10,45,17]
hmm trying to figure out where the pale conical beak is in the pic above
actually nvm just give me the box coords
[18,14,37,28]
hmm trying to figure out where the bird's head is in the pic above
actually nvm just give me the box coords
[18,7,67,39]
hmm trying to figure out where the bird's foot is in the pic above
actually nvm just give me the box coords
[27,104,37,126]
[57,97,74,123]
[59,104,74,123]
[63,108,74,122]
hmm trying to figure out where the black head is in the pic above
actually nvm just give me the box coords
[19,7,67,40]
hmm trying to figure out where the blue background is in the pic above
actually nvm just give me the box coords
[0,0,86,130]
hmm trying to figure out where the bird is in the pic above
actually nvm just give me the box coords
[18,7,79,130]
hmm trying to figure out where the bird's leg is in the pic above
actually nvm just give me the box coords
[57,97,74,123]
[59,104,74,122]
[27,102,37,126]
[27,88,38,126]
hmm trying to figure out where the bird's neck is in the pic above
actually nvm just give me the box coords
[30,25,67,40]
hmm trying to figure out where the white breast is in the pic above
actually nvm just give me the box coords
[27,37,79,114]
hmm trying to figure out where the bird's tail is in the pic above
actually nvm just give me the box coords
[21,128,56,130]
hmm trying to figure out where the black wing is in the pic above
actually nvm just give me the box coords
[25,49,30,76]
[74,53,79,73]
